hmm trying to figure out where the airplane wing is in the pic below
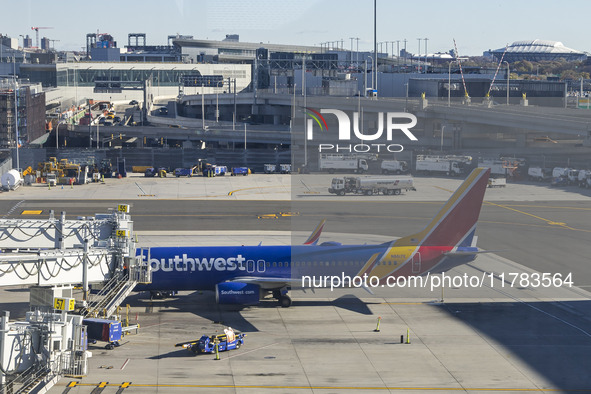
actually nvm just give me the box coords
[303,219,326,245]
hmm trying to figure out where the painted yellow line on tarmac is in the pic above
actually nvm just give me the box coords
[21,210,42,215]
[484,201,579,231]
[432,185,590,232]
[502,203,591,211]
[57,382,573,391]
[228,185,287,196]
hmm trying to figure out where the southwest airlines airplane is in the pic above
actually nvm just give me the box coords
[136,167,490,307]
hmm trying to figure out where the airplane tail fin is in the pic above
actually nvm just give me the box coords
[398,167,490,248]
[303,219,326,245]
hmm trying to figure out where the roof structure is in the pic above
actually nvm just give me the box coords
[488,40,586,62]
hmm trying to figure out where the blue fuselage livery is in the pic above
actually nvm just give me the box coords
[135,243,390,291]
[135,168,491,307]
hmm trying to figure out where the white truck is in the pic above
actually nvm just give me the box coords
[264,164,277,174]
[552,167,570,178]
[478,159,508,177]
[551,167,576,186]
[46,173,57,187]
[415,155,471,176]
[577,170,591,188]
[487,178,506,188]
[319,155,369,174]
[380,160,408,175]
[527,167,552,182]
[566,169,579,185]
[328,176,415,196]
[279,164,291,174]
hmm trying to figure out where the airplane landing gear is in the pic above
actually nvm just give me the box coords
[274,287,292,307]
[279,295,292,308]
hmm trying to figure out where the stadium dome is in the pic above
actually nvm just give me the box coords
[488,40,586,62]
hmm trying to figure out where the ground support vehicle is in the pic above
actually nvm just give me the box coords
[83,318,122,350]
[264,164,277,174]
[319,154,369,174]
[528,167,552,182]
[175,328,245,355]
[215,166,228,176]
[174,167,199,177]
[380,160,408,174]
[329,176,415,196]
[488,178,506,188]
[415,155,470,176]
[231,167,250,176]
[145,167,167,177]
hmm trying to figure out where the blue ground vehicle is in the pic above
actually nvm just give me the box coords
[231,167,250,176]
[175,328,245,354]
[174,167,197,177]
[215,166,228,176]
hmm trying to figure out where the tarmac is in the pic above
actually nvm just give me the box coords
[0,173,590,393]
[2,172,591,202]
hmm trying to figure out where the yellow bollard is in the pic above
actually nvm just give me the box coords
[406,328,411,344]
[374,316,381,332]
[214,338,220,360]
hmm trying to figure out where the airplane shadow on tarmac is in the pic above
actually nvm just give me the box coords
[437,299,591,392]
[123,290,376,334]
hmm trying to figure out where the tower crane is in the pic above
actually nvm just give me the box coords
[31,26,53,48]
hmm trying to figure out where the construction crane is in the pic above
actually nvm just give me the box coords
[49,39,60,50]
[31,26,53,48]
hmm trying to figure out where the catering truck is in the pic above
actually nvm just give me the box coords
[415,155,471,176]
[380,160,408,174]
[478,159,508,177]
[328,176,415,196]
[527,167,552,182]
[318,154,369,173]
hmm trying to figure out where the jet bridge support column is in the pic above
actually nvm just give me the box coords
[0,311,8,392]
[58,211,66,250]
[83,239,89,303]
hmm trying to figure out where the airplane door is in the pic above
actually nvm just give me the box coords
[412,252,421,273]
[246,260,255,273]
[257,260,266,273]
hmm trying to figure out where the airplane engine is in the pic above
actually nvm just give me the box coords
[215,282,260,305]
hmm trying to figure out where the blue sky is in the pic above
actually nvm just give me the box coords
[2,0,589,55]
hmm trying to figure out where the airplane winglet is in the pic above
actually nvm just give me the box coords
[303,219,326,245]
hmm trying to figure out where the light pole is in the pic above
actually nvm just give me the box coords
[403,39,408,71]
[396,40,400,70]
[424,38,429,73]
[373,0,377,94]
[417,38,421,73]
[503,61,510,105]
[13,76,20,169]
[366,56,374,95]
[440,125,446,151]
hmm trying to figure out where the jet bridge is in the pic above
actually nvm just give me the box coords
[0,205,150,393]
